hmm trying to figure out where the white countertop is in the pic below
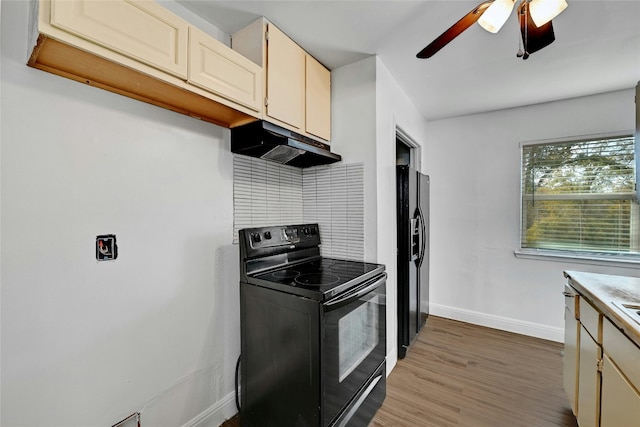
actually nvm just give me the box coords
[564,270,640,348]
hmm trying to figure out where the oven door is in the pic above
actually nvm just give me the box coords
[321,273,386,426]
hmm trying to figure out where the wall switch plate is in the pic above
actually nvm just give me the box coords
[96,234,118,261]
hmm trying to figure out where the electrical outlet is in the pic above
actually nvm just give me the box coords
[96,234,118,261]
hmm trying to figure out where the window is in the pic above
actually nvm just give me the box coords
[520,135,639,256]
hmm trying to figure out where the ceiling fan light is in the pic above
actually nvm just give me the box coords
[529,0,568,27]
[478,0,515,33]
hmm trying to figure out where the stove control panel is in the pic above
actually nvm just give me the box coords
[243,224,321,251]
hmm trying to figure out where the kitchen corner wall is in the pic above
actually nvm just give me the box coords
[232,155,365,260]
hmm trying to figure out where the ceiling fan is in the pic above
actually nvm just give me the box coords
[417,0,568,60]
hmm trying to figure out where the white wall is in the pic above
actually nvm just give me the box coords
[331,56,378,262]
[424,89,638,342]
[331,56,432,373]
[1,1,239,426]
[374,58,432,370]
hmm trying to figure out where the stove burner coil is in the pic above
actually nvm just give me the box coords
[272,270,300,280]
[295,273,340,286]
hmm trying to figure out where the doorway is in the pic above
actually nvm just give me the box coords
[395,128,419,168]
[395,127,427,359]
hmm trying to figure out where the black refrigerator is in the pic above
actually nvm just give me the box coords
[396,165,429,359]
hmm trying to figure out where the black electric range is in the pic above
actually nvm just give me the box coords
[238,223,387,427]
[248,255,384,301]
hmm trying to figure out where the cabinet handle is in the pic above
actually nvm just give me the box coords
[563,291,575,297]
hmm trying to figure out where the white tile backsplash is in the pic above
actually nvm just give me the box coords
[233,156,364,260]
[233,156,303,240]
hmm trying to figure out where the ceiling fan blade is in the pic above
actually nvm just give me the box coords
[518,1,555,57]
[417,1,494,59]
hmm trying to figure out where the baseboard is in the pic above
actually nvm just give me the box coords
[429,303,564,343]
[385,347,397,375]
[182,390,238,427]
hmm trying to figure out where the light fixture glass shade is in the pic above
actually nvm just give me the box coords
[529,0,568,27]
[478,0,515,33]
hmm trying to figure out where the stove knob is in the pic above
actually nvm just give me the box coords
[302,227,310,235]
[251,232,261,243]
[310,226,318,235]
[264,231,272,240]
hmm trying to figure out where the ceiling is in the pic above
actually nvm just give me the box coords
[176,1,640,121]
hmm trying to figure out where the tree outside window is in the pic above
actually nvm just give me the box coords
[521,136,638,254]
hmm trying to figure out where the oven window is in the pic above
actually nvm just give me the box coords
[338,294,379,382]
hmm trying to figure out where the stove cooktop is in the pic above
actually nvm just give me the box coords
[248,257,385,301]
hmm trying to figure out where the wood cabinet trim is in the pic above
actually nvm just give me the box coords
[29,0,261,128]
[28,35,257,128]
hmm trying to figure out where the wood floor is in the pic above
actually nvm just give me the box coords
[221,316,578,427]
[371,316,577,427]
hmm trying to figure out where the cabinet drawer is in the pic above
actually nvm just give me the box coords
[188,26,262,112]
[580,297,602,343]
[603,318,640,391]
[50,0,188,78]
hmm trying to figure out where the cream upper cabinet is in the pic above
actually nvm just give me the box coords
[50,0,188,78]
[29,0,261,128]
[265,23,305,130]
[188,26,262,113]
[232,18,332,142]
[305,54,331,141]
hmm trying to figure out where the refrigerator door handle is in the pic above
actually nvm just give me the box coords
[417,206,427,268]
[410,216,419,261]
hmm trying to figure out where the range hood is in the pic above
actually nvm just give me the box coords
[231,121,341,168]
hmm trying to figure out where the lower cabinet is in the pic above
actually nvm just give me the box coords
[564,292,579,415]
[600,355,640,427]
[601,318,640,427]
[577,324,600,427]
[564,276,640,427]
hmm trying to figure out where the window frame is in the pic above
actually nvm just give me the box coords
[516,131,640,266]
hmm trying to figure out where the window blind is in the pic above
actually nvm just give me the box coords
[521,135,638,254]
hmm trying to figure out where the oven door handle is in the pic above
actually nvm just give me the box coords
[324,274,386,311]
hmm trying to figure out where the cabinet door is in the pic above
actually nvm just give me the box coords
[305,55,331,141]
[600,355,640,427]
[564,305,579,416]
[578,325,600,427]
[266,23,305,129]
[50,0,188,78]
[188,26,262,112]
